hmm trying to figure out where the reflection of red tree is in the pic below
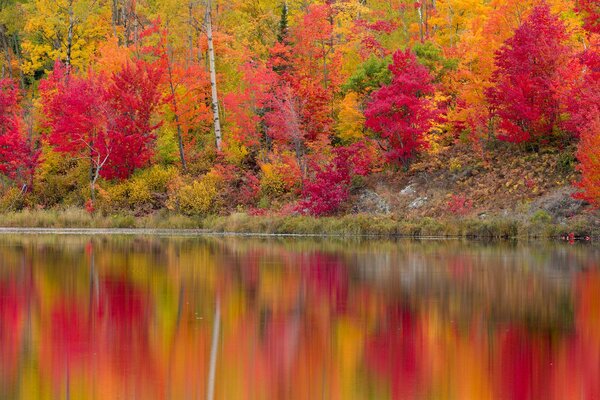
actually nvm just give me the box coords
[364,305,425,400]
[495,327,553,400]
[40,300,93,387]
[0,280,26,384]
[95,278,162,395]
[304,254,349,314]
[571,270,600,398]
[40,277,163,397]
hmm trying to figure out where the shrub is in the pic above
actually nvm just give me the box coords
[33,149,88,207]
[96,165,179,213]
[298,143,372,216]
[168,172,222,216]
[530,210,553,224]
[211,163,260,209]
[447,194,473,216]
[0,186,26,211]
[259,157,301,199]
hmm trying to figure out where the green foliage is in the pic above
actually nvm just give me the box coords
[530,210,553,224]
[557,151,576,174]
[155,125,180,165]
[277,1,289,43]
[413,42,458,82]
[342,56,391,96]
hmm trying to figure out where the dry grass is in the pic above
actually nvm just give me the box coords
[0,209,596,239]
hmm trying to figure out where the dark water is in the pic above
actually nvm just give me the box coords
[0,235,598,399]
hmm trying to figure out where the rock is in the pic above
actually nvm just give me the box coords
[409,196,428,209]
[352,189,391,214]
[530,186,587,221]
[400,184,417,196]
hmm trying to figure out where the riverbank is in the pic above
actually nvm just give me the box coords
[0,208,597,239]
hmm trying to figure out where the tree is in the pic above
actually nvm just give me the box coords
[102,59,164,179]
[486,4,571,144]
[364,49,439,166]
[40,63,110,201]
[21,0,111,77]
[40,59,163,201]
[0,78,35,185]
[342,56,391,98]
[567,48,600,207]
[576,0,600,34]
[574,115,600,207]
[205,0,222,151]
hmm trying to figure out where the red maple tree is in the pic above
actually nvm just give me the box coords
[40,59,163,200]
[0,79,37,187]
[364,49,438,166]
[486,4,571,144]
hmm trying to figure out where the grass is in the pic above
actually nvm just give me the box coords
[0,208,596,239]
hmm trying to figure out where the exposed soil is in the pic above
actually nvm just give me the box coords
[351,142,599,226]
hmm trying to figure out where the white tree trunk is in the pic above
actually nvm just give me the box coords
[205,0,222,151]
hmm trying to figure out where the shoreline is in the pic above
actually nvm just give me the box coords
[0,209,596,240]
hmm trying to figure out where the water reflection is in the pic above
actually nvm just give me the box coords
[0,236,598,399]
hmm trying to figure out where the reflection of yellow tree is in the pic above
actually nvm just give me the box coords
[0,236,598,399]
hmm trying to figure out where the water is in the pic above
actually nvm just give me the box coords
[0,235,598,400]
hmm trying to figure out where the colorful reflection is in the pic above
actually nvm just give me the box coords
[0,236,597,399]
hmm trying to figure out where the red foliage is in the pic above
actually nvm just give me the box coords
[223,62,278,150]
[85,199,95,214]
[298,143,372,216]
[486,5,571,144]
[354,19,394,58]
[447,194,473,216]
[559,46,600,207]
[212,162,260,208]
[40,59,163,180]
[574,115,600,207]
[102,60,164,179]
[0,79,37,183]
[561,48,600,138]
[40,63,103,151]
[365,49,439,165]
[576,0,600,34]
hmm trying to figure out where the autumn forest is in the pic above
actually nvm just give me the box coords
[0,0,598,223]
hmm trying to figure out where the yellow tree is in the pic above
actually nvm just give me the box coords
[21,0,112,76]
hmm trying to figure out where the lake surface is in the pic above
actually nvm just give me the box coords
[0,235,598,399]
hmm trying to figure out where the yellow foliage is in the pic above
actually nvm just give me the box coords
[222,139,249,166]
[22,0,111,76]
[168,172,222,216]
[336,92,365,143]
[449,158,462,172]
[259,159,301,200]
[97,165,180,212]
[0,187,25,211]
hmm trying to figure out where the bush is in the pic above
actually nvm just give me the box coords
[447,194,473,216]
[33,149,88,207]
[530,209,553,224]
[168,172,222,216]
[0,186,26,211]
[298,144,372,216]
[259,158,301,200]
[97,165,180,213]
